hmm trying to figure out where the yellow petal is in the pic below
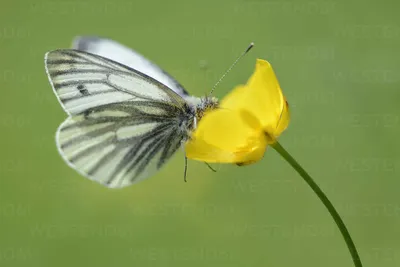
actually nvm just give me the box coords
[218,85,247,112]
[185,109,268,163]
[221,59,289,139]
[274,98,290,137]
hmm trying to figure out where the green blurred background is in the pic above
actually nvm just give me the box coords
[0,0,399,266]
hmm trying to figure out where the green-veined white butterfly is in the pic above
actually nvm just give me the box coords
[45,36,220,188]
[45,36,252,189]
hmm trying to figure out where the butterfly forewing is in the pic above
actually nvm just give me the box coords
[45,49,192,188]
[72,36,189,97]
[45,49,185,115]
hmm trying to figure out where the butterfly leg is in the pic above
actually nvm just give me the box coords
[204,162,217,172]
[184,155,188,182]
[181,143,188,182]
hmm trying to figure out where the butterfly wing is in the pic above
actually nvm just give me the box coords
[72,36,190,97]
[56,104,184,188]
[45,49,186,116]
[45,49,190,188]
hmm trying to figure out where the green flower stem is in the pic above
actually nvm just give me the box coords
[271,141,362,267]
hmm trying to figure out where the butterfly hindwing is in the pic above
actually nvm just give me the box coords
[56,103,185,188]
[72,36,190,97]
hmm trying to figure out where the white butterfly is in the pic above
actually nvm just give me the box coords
[45,36,218,188]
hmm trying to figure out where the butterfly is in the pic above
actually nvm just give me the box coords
[45,36,221,188]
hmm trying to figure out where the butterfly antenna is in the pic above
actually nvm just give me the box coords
[209,42,254,95]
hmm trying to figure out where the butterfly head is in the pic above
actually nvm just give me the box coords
[196,96,219,121]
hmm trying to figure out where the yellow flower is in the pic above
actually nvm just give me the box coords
[185,59,290,165]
